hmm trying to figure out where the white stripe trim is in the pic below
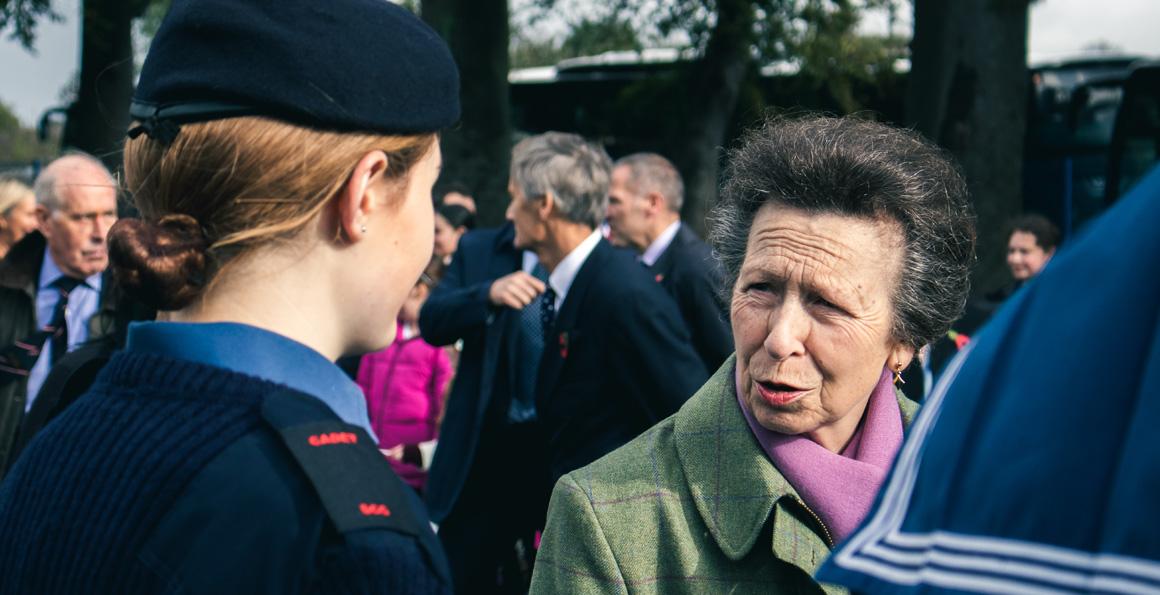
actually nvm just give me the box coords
[838,560,1077,595]
[839,543,1160,595]
[881,530,1160,580]
[831,341,1160,593]
[864,539,1090,588]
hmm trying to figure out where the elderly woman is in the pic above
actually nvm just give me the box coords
[530,115,975,594]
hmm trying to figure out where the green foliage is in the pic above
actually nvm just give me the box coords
[793,1,908,112]
[511,13,640,68]
[0,100,57,161]
[518,0,908,113]
[138,0,171,40]
[562,15,639,57]
[0,0,60,49]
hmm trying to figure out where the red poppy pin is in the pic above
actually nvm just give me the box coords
[558,331,569,359]
[947,329,971,350]
[654,273,664,283]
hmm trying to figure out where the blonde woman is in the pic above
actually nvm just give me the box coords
[0,177,37,259]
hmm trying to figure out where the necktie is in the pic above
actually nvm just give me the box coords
[510,264,549,422]
[0,276,83,381]
[540,285,557,344]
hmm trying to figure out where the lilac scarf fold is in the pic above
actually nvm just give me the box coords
[736,367,902,544]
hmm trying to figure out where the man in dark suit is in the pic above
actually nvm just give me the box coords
[419,222,548,593]
[506,132,708,488]
[606,152,733,372]
[0,154,120,478]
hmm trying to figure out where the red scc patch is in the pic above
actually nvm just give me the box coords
[359,502,392,517]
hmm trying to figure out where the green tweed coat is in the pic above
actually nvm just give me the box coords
[530,355,918,594]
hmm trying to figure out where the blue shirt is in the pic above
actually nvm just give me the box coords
[125,321,378,443]
[26,249,102,411]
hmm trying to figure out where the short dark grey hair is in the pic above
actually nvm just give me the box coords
[32,152,115,212]
[510,132,612,228]
[615,152,685,213]
[709,115,976,350]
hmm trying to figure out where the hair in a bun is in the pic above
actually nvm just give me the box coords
[109,214,209,311]
[120,117,435,310]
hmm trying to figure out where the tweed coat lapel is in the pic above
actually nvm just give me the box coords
[674,356,825,566]
[675,356,921,576]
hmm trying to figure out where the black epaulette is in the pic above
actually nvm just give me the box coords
[261,388,451,586]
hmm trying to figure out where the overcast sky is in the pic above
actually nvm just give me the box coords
[2,0,1158,127]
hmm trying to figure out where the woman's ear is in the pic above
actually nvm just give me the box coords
[890,343,917,372]
[339,150,389,242]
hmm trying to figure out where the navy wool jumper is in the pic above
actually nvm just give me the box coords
[0,350,451,594]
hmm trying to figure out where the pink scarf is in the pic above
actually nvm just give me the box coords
[735,366,902,544]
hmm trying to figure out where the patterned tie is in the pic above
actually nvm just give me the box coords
[510,264,549,422]
[540,285,557,344]
[0,276,82,381]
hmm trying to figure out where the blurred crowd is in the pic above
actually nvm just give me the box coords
[0,135,1073,593]
[0,1,1154,594]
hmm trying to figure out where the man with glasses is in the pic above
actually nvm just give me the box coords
[0,153,119,478]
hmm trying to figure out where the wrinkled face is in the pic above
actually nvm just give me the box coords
[432,213,463,258]
[505,178,546,251]
[731,203,912,452]
[605,165,649,250]
[39,171,118,279]
[1,195,38,246]
[1006,230,1052,281]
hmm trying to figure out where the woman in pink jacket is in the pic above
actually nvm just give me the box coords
[358,264,452,492]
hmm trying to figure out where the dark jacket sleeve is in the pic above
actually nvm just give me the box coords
[609,282,708,421]
[676,264,734,372]
[418,234,496,347]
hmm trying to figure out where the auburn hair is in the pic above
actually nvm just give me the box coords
[111,117,435,310]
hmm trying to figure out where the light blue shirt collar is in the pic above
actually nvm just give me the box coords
[37,247,102,292]
[125,321,377,442]
[26,248,103,411]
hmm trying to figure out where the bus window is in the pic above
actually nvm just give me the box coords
[1107,64,1160,203]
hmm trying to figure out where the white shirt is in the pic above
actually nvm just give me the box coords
[547,230,602,311]
[640,220,682,266]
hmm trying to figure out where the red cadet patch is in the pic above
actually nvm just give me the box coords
[307,431,358,447]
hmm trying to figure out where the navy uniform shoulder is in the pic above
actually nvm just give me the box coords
[141,388,452,594]
[260,388,453,590]
[139,427,325,593]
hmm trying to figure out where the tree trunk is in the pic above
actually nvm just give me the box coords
[673,0,754,237]
[907,0,1031,296]
[422,0,512,227]
[61,0,149,174]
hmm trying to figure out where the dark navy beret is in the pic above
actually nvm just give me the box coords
[130,0,460,142]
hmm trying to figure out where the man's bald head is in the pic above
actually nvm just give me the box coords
[33,154,116,213]
[32,154,119,278]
